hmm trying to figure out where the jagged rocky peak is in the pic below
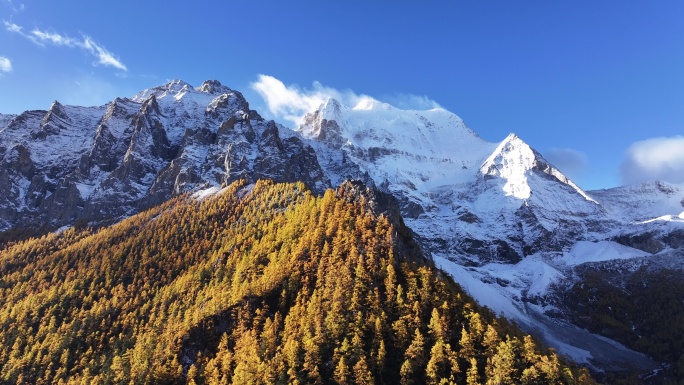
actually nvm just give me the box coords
[44,100,69,122]
[132,79,237,104]
[33,101,72,138]
[161,79,192,93]
[132,79,192,102]
[103,97,134,120]
[320,97,344,117]
[139,94,162,116]
[198,79,231,94]
[297,98,347,147]
[206,89,251,118]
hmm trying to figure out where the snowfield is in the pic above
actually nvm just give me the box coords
[562,241,651,266]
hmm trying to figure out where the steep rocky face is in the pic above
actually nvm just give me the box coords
[0,80,328,233]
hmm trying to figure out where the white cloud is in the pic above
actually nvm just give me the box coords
[30,29,79,46]
[0,56,11,73]
[251,74,442,127]
[4,20,21,33]
[621,136,684,184]
[545,147,588,180]
[82,36,127,71]
[251,75,368,126]
[4,21,127,71]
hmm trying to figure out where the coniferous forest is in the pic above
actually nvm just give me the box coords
[0,180,597,384]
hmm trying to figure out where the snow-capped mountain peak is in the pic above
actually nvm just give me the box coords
[479,133,596,203]
[480,133,536,199]
[352,96,393,111]
[319,97,345,120]
[197,79,232,94]
[132,79,235,104]
[132,79,192,102]
[301,97,488,156]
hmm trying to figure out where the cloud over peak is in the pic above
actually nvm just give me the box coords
[4,21,127,71]
[251,74,441,127]
[621,136,684,185]
[251,75,371,126]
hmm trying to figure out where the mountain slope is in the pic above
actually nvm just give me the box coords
[0,180,595,384]
[2,80,683,378]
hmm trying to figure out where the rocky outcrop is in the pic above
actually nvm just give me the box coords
[0,80,329,235]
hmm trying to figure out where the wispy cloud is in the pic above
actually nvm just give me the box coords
[4,21,127,71]
[251,75,370,126]
[0,56,11,73]
[381,93,441,110]
[30,28,79,46]
[4,20,21,34]
[82,36,127,71]
[251,74,442,126]
[621,136,684,184]
[4,0,24,13]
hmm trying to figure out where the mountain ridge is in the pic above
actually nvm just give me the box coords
[2,79,683,378]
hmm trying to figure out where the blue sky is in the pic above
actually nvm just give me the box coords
[1,1,683,190]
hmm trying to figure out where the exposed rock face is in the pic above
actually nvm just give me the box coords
[0,80,328,232]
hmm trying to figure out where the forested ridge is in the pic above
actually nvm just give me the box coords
[0,180,596,384]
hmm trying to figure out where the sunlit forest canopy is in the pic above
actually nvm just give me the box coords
[0,180,596,384]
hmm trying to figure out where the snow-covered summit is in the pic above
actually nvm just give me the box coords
[479,133,597,204]
[132,79,235,104]
[299,97,594,210]
[297,97,616,270]
[299,97,496,196]
[129,79,250,146]
[132,79,193,102]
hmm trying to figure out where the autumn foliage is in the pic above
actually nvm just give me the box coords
[0,180,596,384]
